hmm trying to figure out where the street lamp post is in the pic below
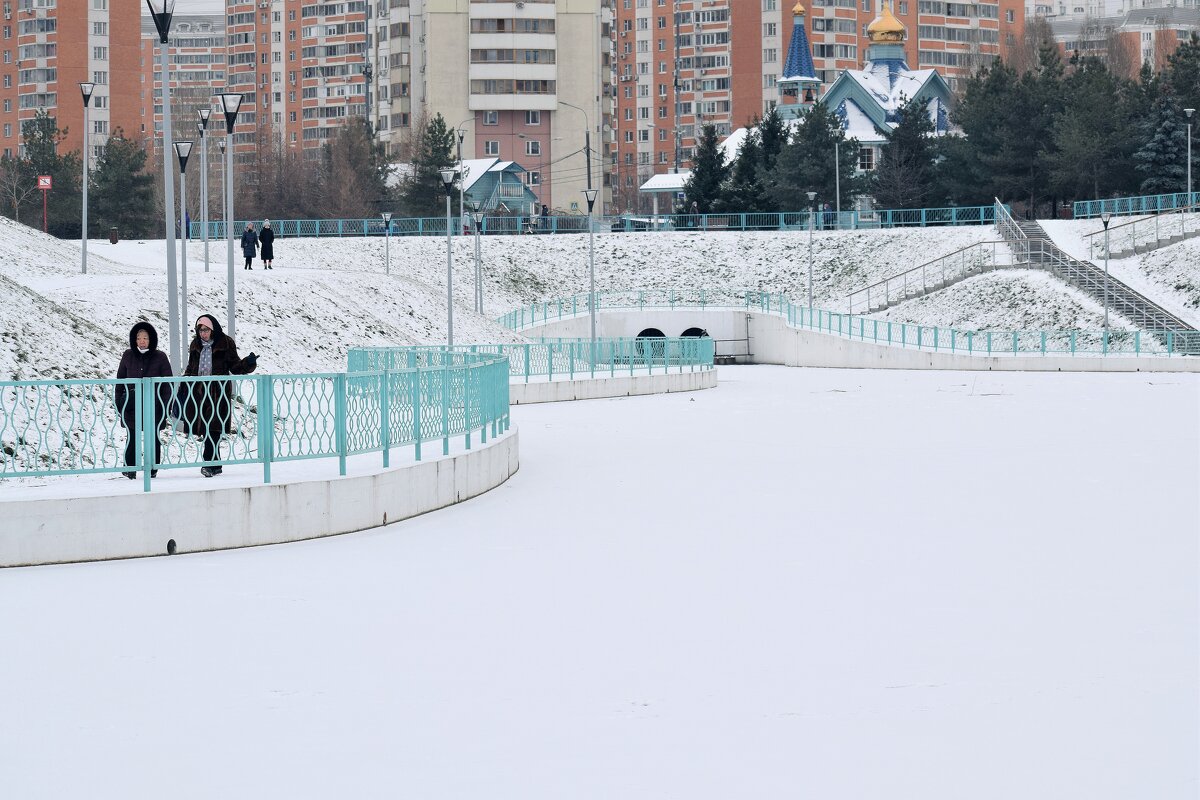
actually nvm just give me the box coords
[1101,211,1111,344]
[806,190,817,317]
[439,168,457,346]
[381,211,392,275]
[218,138,227,273]
[467,201,484,312]
[197,107,211,272]
[175,141,193,329]
[219,92,243,337]
[79,82,93,275]
[1187,108,1195,203]
[146,0,181,372]
[456,130,466,236]
[834,139,841,222]
[583,188,599,344]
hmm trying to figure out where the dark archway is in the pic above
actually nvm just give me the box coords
[635,328,667,360]
[680,327,710,338]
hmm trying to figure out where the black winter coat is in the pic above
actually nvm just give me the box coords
[181,315,257,438]
[114,322,173,429]
[259,226,274,260]
[241,228,259,259]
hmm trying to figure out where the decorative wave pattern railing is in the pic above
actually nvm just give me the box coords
[187,205,999,240]
[1073,191,1200,219]
[1085,208,1200,259]
[0,350,510,491]
[498,288,1195,357]
[349,339,715,383]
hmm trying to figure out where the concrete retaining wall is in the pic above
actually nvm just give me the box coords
[526,310,1200,372]
[1,431,519,568]
[510,369,717,403]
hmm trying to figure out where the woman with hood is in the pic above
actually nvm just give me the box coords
[240,222,258,270]
[259,219,275,269]
[114,321,173,479]
[181,314,258,477]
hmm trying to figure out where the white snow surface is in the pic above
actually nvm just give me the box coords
[1,365,1196,798]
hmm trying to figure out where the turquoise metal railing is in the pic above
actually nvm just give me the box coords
[498,288,1199,357]
[188,205,999,239]
[1085,205,1200,259]
[1074,191,1200,219]
[349,338,715,383]
[0,350,510,491]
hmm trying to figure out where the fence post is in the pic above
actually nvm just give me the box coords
[380,369,391,469]
[334,373,347,475]
[442,365,450,455]
[141,377,153,492]
[259,374,273,483]
[412,370,422,461]
[464,365,472,451]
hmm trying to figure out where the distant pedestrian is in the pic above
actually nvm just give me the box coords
[114,321,173,479]
[181,314,258,478]
[823,202,834,230]
[240,222,258,270]
[259,219,274,269]
[540,203,550,233]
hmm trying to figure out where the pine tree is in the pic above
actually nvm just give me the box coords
[756,107,788,171]
[20,110,81,237]
[90,131,156,238]
[1134,96,1188,195]
[400,113,456,217]
[871,97,937,209]
[319,118,389,219]
[1046,58,1138,200]
[1166,33,1200,115]
[721,132,770,212]
[769,101,861,210]
[683,124,728,213]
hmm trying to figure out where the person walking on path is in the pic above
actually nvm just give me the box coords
[241,222,258,270]
[181,314,258,477]
[114,321,173,479]
[259,219,275,269]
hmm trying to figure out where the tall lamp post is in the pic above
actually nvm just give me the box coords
[1101,211,1111,342]
[834,139,841,222]
[79,82,93,275]
[456,130,466,236]
[583,188,599,343]
[439,167,457,346]
[174,141,193,331]
[806,190,817,316]
[197,107,211,272]
[146,0,181,372]
[467,201,484,312]
[558,99,593,194]
[1187,108,1195,204]
[218,137,227,272]
[381,211,392,275]
[219,92,243,337]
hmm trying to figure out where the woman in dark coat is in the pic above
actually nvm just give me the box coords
[240,223,258,270]
[114,321,173,479]
[259,219,275,269]
[182,314,257,477]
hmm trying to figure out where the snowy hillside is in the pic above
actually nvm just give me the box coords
[2,214,1190,381]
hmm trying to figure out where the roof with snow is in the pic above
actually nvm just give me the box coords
[639,172,691,193]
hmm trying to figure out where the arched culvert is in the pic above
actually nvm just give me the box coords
[635,328,667,360]
[680,327,710,338]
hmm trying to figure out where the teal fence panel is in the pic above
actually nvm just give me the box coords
[1073,191,1200,219]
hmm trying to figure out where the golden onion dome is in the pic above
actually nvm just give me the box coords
[866,0,906,42]
[792,1,805,14]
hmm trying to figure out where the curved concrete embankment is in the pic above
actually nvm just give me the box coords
[510,368,717,403]
[1,430,519,568]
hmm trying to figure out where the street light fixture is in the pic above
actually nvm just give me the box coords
[197,107,211,273]
[219,91,243,337]
[439,167,457,346]
[1101,210,1112,345]
[146,0,181,371]
[174,140,193,327]
[381,210,392,275]
[1187,108,1195,203]
[79,82,93,276]
[806,190,817,317]
[583,188,599,344]
[468,201,485,313]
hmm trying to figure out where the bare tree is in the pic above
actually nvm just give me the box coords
[0,157,36,224]
[1104,27,1139,80]
[1008,16,1055,75]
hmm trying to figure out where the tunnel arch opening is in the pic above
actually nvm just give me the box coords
[635,328,667,360]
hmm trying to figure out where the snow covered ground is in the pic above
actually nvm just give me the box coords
[1,365,1196,798]
[1,216,1167,381]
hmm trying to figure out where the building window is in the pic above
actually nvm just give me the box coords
[483,111,499,125]
[862,0,871,9]
[93,71,107,84]
[527,171,540,185]
[764,48,777,62]
[525,140,541,156]
[94,95,107,109]
[1006,8,1014,20]
[93,46,107,60]
[484,139,499,155]
[93,120,107,135]
[92,22,106,35]
[2,124,9,137]
[899,0,907,11]
[624,107,633,121]
[764,22,777,37]
[525,110,540,125]
[859,147,874,171]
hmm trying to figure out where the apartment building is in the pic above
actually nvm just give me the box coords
[139,13,225,153]
[1052,6,1200,75]
[0,0,140,162]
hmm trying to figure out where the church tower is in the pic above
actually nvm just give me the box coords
[777,2,821,121]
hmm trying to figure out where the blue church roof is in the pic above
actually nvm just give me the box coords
[781,11,818,82]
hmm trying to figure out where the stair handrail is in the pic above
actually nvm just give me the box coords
[847,240,1012,314]
[994,198,1026,244]
[1083,201,1200,260]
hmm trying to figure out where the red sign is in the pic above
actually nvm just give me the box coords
[37,175,51,190]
